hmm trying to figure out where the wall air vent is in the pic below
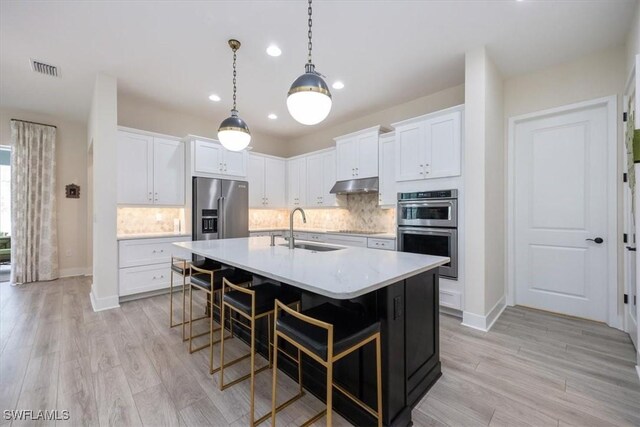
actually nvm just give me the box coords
[30,59,59,77]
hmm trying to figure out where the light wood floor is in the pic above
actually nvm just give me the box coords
[1,276,639,426]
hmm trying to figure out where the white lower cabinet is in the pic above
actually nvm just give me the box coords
[118,236,191,297]
[367,238,396,251]
[324,234,367,247]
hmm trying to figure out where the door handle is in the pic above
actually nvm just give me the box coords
[586,237,604,244]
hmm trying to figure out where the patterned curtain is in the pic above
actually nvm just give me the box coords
[10,120,58,284]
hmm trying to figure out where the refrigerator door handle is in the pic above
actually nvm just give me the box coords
[219,196,225,239]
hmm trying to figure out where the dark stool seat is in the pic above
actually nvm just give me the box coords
[191,269,252,290]
[223,283,300,316]
[271,301,383,426]
[171,259,221,275]
[276,302,380,359]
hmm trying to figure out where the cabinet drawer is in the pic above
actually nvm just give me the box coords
[439,289,462,310]
[367,238,396,251]
[306,233,325,242]
[119,236,191,268]
[119,264,172,296]
[324,235,367,247]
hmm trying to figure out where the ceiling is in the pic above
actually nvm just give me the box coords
[0,0,635,139]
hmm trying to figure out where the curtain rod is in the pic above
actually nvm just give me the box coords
[10,119,57,129]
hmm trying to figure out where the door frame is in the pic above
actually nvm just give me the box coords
[506,95,620,329]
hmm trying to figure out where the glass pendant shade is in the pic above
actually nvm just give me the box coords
[218,110,251,151]
[287,64,332,125]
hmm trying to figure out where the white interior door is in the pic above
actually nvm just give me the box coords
[514,103,610,322]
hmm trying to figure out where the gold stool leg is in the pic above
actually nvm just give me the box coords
[326,361,333,427]
[375,334,383,427]
[249,315,256,426]
[270,333,279,427]
[189,284,194,353]
[209,296,214,374]
[169,269,174,328]
[218,302,227,379]
[182,272,187,341]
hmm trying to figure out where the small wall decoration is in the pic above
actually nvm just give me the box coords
[65,184,80,199]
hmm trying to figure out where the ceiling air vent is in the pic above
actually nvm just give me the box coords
[30,59,59,77]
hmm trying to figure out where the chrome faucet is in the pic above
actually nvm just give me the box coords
[289,207,307,249]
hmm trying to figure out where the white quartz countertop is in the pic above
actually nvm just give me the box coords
[174,237,448,299]
[249,228,397,240]
[117,233,191,241]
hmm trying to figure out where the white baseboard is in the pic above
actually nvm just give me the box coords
[636,364,640,382]
[60,267,91,278]
[89,285,120,312]
[462,295,506,332]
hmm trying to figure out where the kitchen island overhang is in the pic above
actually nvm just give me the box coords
[175,237,449,426]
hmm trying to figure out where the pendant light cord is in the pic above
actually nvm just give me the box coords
[232,47,237,112]
[307,0,313,65]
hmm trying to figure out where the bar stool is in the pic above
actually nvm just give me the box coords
[219,278,303,426]
[189,264,253,374]
[169,257,221,340]
[271,301,383,427]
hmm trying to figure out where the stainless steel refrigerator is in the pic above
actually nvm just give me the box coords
[192,177,249,242]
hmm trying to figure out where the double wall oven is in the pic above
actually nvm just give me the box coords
[397,190,458,279]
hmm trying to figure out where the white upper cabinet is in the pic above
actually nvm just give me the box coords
[117,130,184,206]
[194,140,223,175]
[306,149,337,207]
[248,153,286,208]
[392,107,462,182]
[378,133,396,207]
[287,157,307,207]
[190,138,248,178]
[334,126,381,180]
[117,132,154,204]
[153,137,185,205]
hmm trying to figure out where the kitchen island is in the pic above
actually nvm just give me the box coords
[174,237,449,426]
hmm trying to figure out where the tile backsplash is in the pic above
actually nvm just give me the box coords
[117,207,186,235]
[249,193,396,233]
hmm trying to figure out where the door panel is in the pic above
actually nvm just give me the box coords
[153,138,184,205]
[322,151,337,206]
[221,180,249,238]
[117,131,153,204]
[306,154,323,206]
[395,125,424,182]
[194,140,223,175]
[223,149,247,177]
[336,138,357,181]
[357,133,379,178]
[514,104,608,321]
[264,157,286,208]
[427,112,461,178]
[247,154,265,207]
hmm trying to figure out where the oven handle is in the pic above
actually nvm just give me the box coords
[398,201,455,208]
[398,227,456,236]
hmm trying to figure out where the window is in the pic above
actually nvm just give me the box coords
[0,146,10,236]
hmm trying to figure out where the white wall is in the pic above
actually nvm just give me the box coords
[626,0,640,74]
[0,108,89,277]
[462,46,506,331]
[117,92,288,157]
[285,85,465,156]
[88,73,119,311]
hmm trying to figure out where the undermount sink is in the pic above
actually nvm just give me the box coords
[279,243,344,252]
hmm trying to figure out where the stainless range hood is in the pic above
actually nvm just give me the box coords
[329,177,379,195]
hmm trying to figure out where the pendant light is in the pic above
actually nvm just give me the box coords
[287,0,332,125]
[218,39,251,151]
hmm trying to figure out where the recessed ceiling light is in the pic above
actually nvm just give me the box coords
[268,113,278,120]
[332,81,345,90]
[266,45,282,57]
[208,93,221,102]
